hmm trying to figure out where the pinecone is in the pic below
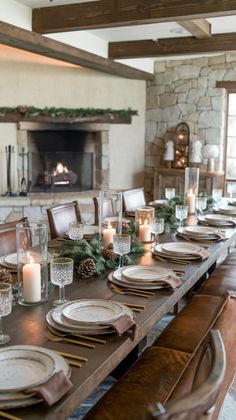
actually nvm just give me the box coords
[77,258,96,278]
[0,268,13,284]
[103,244,116,260]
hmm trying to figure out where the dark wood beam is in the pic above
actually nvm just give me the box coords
[0,20,153,81]
[0,113,132,124]
[177,19,211,39]
[109,33,236,59]
[32,0,236,33]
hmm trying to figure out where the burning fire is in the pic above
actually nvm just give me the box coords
[53,162,69,176]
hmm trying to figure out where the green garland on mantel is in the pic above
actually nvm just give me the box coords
[0,105,138,119]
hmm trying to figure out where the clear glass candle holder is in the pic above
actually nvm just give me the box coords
[99,190,123,249]
[16,221,48,306]
[184,167,199,214]
[135,206,155,242]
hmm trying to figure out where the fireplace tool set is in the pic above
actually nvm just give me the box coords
[2,145,30,197]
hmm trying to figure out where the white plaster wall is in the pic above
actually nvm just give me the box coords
[0,45,146,194]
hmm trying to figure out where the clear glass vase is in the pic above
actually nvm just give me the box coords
[16,221,48,306]
[135,206,155,242]
[184,167,199,214]
[99,190,123,249]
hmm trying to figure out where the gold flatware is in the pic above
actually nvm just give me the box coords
[110,285,153,298]
[110,284,154,296]
[55,350,88,362]
[0,411,22,420]
[67,360,82,368]
[119,302,145,309]
[48,326,107,344]
[45,331,95,349]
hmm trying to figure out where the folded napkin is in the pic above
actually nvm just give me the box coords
[161,275,182,289]
[24,370,73,406]
[192,249,210,260]
[100,314,138,341]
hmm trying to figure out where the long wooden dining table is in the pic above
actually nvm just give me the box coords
[3,224,236,420]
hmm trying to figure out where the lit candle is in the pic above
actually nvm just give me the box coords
[103,223,116,249]
[187,189,196,214]
[23,255,41,303]
[139,220,151,242]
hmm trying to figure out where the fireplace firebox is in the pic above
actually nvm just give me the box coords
[27,130,94,192]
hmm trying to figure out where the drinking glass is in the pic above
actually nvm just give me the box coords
[150,217,165,246]
[227,182,234,202]
[195,196,207,216]
[68,222,84,240]
[175,205,188,229]
[165,188,176,201]
[113,234,131,269]
[212,189,222,209]
[50,258,74,306]
[0,283,12,345]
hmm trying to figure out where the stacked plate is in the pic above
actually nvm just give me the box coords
[177,225,225,241]
[0,345,70,410]
[218,205,236,216]
[0,252,17,271]
[108,265,176,290]
[152,242,206,261]
[198,214,236,228]
[46,299,134,335]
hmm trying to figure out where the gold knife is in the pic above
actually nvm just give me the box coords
[56,350,88,362]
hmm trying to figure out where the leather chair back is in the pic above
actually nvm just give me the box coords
[47,201,82,239]
[123,188,146,213]
[0,217,28,256]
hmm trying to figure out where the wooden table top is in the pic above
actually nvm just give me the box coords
[3,226,236,420]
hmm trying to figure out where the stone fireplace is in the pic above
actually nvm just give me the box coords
[17,121,110,194]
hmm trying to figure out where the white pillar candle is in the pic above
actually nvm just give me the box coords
[103,224,116,249]
[139,223,151,242]
[23,257,41,303]
[187,190,196,214]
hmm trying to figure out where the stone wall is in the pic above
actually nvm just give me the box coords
[145,53,236,200]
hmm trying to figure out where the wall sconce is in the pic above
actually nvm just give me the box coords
[173,122,190,169]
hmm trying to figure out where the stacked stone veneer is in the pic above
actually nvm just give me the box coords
[145,53,236,199]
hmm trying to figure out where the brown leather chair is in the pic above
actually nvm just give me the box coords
[47,201,82,239]
[147,330,226,419]
[123,187,146,214]
[0,217,28,256]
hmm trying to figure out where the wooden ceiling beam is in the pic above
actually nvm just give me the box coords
[108,32,236,59]
[0,20,153,81]
[32,0,236,34]
[177,19,212,39]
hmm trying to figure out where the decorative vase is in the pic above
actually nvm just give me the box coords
[135,206,155,242]
[184,167,199,214]
[99,190,123,249]
[16,221,48,306]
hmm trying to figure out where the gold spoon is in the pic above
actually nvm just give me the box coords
[45,331,95,349]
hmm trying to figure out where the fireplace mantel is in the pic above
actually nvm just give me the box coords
[0,113,132,125]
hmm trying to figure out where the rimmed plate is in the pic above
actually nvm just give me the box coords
[184,226,217,236]
[0,348,55,392]
[3,253,17,266]
[218,206,236,215]
[161,242,201,254]
[51,304,111,331]
[109,270,169,290]
[153,244,200,260]
[0,345,70,410]
[62,299,125,325]
[205,214,234,223]
[121,265,170,282]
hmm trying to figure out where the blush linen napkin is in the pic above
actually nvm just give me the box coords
[100,314,138,341]
[160,275,182,289]
[24,370,73,406]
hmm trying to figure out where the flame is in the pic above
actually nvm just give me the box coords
[52,162,69,176]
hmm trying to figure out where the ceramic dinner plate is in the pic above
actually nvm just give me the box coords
[205,214,234,223]
[218,205,236,215]
[161,242,201,254]
[0,345,70,409]
[153,244,200,260]
[121,265,170,282]
[51,304,111,330]
[0,348,55,392]
[184,225,217,236]
[62,299,125,325]
[3,252,17,266]
[108,270,169,290]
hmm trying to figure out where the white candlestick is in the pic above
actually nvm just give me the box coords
[23,258,41,303]
[187,191,196,214]
[139,223,151,242]
[103,226,116,249]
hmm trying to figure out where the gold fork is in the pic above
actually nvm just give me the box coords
[45,331,96,349]
[48,326,107,344]
[110,284,154,298]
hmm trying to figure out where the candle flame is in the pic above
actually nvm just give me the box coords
[27,251,34,264]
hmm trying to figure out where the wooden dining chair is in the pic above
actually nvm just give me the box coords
[147,329,226,420]
[47,201,82,239]
[0,217,28,256]
[93,196,114,226]
[123,187,146,213]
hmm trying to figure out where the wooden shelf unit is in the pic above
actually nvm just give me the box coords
[154,168,225,199]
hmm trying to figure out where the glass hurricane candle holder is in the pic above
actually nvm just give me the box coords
[135,206,155,242]
[16,221,48,306]
[99,190,123,249]
[184,167,199,214]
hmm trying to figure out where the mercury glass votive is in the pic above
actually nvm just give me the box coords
[135,206,155,242]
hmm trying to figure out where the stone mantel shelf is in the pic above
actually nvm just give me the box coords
[0,113,132,125]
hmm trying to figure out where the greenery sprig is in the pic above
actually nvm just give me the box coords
[0,106,138,119]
